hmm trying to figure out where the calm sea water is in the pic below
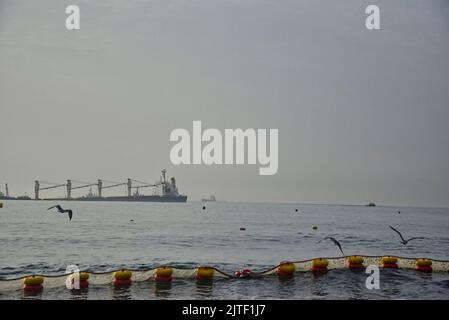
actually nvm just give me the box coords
[0,200,448,299]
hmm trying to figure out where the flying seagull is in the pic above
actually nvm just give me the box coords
[47,205,73,221]
[317,236,345,256]
[389,226,423,245]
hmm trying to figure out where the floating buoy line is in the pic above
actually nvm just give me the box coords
[1,255,448,292]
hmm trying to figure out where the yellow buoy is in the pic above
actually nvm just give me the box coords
[23,276,44,286]
[156,267,173,278]
[196,266,214,280]
[23,275,44,292]
[113,269,132,286]
[113,270,132,280]
[311,258,329,272]
[155,266,173,282]
[67,272,89,281]
[347,256,364,269]
[416,259,432,267]
[67,272,90,289]
[277,262,296,277]
[79,272,89,282]
[382,256,398,268]
[416,259,432,272]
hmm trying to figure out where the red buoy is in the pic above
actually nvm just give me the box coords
[113,279,131,286]
[23,284,43,292]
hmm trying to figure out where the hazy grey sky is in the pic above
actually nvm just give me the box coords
[1,0,448,207]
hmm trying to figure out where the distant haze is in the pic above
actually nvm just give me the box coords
[1,0,448,207]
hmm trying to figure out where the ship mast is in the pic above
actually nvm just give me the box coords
[161,169,166,184]
[161,169,167,196]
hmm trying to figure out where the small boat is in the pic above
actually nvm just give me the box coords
[202,195,216,202]
[366,202,376,207]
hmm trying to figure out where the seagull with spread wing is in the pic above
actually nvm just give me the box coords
[389,226,423,245]
[47,205,73,221]
[317,236,345,256]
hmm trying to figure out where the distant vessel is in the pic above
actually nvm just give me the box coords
[202,195,216,202]
[366,202,376,207]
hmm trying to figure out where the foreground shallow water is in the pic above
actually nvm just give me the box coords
[1,200,448,299]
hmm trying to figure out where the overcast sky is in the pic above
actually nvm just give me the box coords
[1,0,448,207]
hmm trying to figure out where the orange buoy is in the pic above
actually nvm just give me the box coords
[415,259,432,273]
[23,276,44,292]
[347,256,364,269]
[155,266,173,282]
[382,256,398,269]
[277,262,295,278]
[311,258,329,273]
[113,270,132,286]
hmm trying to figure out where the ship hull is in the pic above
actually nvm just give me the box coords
[41,195,187,203]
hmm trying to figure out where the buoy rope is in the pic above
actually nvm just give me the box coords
[291,254,449,263]
[1,255,448,282]
[211,267,234,279]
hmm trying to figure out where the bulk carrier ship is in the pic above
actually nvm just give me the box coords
[32,169,187,203]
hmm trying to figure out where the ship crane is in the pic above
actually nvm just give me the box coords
[35,181,66,200]
[70,183,97,190]
[69,180,98,199]
[100,180,129,197]
[130,179,159,196]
